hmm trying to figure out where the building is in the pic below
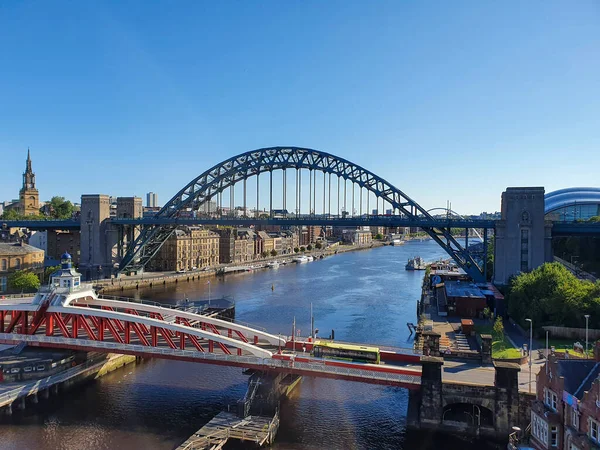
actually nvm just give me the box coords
[256,231,274,256]
[146,192,158,208]
[18,149,40,216]
[0,242,45,292]
[531,346,600,450]
[151,227,219,272]
[494,187,553,285]
[442,281,487,318]
[47,231,81,266]
[341,228,372,246]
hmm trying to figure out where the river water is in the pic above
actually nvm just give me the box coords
[1,241,501,450]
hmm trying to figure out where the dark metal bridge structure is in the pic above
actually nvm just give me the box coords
[3,147,599,281]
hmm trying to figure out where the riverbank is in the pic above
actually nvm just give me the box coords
[0,353,137,415]
[96,241,385,294]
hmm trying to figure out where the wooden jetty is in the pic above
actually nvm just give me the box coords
[177,411,279,450]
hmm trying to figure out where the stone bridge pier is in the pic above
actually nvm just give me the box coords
[408,357,533,441]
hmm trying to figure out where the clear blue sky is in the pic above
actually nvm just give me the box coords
[1,1,598,214]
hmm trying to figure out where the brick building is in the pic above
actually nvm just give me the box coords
[531,345,600,449]
[0,242,45,292]
[150,227,219,272]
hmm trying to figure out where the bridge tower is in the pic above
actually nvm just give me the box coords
[80,194,111,280]
[494,187,553,285]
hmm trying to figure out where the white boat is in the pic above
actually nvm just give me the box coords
[306,255,314,262]
[267,261,280,269]
[292,256,309,263]
[390,239,405,246]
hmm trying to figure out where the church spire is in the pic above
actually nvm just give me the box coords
[26,147,32,172]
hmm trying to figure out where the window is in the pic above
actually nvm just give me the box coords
[0,277,6,293]
[520,229,529,272]
[532,412,548,445]
[1,259,6,271]
[15,258,21,269]
[545,388,558,411]
[590,418,600,443]
[551,426,558,447]
[571,407,579,430]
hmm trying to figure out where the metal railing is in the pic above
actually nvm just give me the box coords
[0,357,107,407]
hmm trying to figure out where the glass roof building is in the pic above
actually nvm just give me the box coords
[544,188,600,222]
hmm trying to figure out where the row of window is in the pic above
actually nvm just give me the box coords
[3,364,47,374]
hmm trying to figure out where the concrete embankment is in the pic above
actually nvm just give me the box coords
[96,242,385,294]
[0,353,137,415]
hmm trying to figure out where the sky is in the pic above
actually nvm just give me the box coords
[1,1,599,215]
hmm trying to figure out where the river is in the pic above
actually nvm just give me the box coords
[0,240,502,450]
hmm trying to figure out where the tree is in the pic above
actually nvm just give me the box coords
[300,246,306,252]
[0,209,45,221]
[315,241,322,249]
[270,249,277,257]
[307,244,313,251]
[294,247,300,253]
[8,270,41,292]
[483,307,491,321]
[493,317,504,339]
[47,196,74,219]
[508,262,600,330]
[374,233,383,240]
[43,265,60,283]
[261,251,269,258]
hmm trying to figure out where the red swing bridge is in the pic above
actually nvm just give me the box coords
[0,255,421,390]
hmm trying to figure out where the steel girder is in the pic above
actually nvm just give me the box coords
[119,147,486,280]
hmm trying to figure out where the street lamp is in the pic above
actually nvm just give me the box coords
[525,318,533,394]
[207,280,211,306]
[585,314,590,359]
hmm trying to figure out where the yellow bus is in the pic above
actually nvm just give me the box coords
[312,341,380,364]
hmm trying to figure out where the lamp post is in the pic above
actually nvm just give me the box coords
[526,318,533,394]
[207,280,211,306]
[585,314,590,359]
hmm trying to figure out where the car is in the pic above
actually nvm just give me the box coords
[176,269,187,273]
[192,266,198,270]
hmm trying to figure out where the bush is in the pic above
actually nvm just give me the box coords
[375,233,383,240]
[493,317,505,344]
[315,242,322,249]
[307,244,313,251]
[261,251,269,258]
[294,247,300,253]
[300,246,306,252]
[270,249,277,257]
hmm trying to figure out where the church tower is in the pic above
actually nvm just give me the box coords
[19,148,40,216]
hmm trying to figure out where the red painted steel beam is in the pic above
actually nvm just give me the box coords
[78,315,99,340]
[0,310,4,333]
[6,311,22,333]
[46,312,54,336]
[54,313,72,338]
[234,330,249,343]
[104,318,124,344]
[130,322,150,346]
[184,333,205,352]
[157,327,177,349]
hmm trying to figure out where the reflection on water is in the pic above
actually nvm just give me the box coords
[0,242,502,450]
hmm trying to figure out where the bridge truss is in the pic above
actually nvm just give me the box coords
[118,147,490,281]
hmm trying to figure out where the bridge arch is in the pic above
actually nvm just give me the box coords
[119,147,485,280]
[442,402,494,427]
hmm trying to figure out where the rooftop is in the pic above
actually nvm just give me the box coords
[444,281,486,299]
[0,242,45,256]
[556,359,600,399]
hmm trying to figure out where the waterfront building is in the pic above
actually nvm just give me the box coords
[341,229,372,246]
[47,231,81,266]
[146,192,158,208]
[256,231,274,255]
[0,242,45,292]
[531,346,600,450]
[18,149,40,216]
[151,226,219,272]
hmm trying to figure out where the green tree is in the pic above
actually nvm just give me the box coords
[483,307,491,321]
[307,244,313,251]
[493,317,504,339]
[47,196,74,219]
[0,209,45,221]
[8,270,41,292]
[261,251,269,258]
[43,265,61,283]
[294,247,300,253]
[508,262,600,330]
[315,241,322,249]
[374,233,383,240]
[300,246,306,252]
[270,249,278,257]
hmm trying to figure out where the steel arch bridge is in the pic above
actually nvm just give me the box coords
[119,147,488,281]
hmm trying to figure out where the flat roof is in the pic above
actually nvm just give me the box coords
[445,281,486,299]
